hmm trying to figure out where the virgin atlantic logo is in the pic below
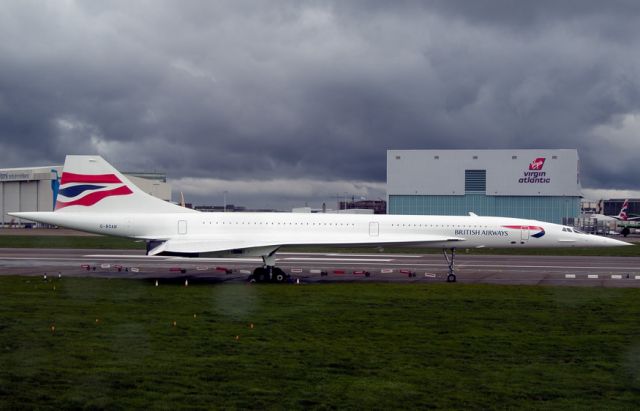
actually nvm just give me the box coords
[520,157,551,184]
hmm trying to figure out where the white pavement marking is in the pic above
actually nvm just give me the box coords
[380,269,394,273]
[309,269,323,274]
[611,275,623,279]
[565,274,576,279]
[283,257,393,262]
[325,253,423,258]
[588,274,599,279]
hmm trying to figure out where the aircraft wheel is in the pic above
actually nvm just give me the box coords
[274,268,287,283]
[252,267,268,283]
[446,274,457,283]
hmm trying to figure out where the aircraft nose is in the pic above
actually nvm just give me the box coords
[601,237,633,247]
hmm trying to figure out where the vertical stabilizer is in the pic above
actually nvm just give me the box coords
[618,199,629,221]
[54,155,195,213]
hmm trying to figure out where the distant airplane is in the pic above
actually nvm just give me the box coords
[617,199,640,221]
[10,156,631,283]
[588,199,640,222]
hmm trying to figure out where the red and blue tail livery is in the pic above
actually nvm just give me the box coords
[502,225,546,238]
[55,173,133,210]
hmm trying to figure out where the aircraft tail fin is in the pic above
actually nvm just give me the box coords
[618,199,629,221]
[54,155,194,214]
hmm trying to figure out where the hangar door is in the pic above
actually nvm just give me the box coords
[3,182,20,224]
[20,182,38,212]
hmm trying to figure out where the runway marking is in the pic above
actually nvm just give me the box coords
[283,257,394,262]
[635,275,640,280]
[588,274,599,279]
[325,253,423,258]
[565,274,576,279]
[611,275,622,279]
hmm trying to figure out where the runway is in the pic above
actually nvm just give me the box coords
[1,248,640,287]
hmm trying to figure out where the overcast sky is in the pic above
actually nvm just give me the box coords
[2,1,640,209]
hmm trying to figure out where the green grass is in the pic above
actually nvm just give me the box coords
[0,235,639,256]
[2,278,640,409]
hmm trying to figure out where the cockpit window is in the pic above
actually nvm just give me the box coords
[573,228,584,234]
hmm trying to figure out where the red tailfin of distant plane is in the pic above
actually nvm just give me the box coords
[618,199,629,221]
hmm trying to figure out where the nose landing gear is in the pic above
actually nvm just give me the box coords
[443,248,457,282]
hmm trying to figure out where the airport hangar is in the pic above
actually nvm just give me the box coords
[387,149,581,224]
[0,165,171,227]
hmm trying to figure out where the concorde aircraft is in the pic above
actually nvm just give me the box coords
[9,156,631,283]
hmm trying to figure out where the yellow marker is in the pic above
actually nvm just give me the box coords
[235,335,240,341]
[193,314,197,318]
[95,318,99,323]
[50,325,55,333]
[249,323,254,329]
[172,321,177,327]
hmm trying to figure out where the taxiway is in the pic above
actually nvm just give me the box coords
[1,248,639,287]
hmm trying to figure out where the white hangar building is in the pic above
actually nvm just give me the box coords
[387,149,581,224]
[1,165,171,227]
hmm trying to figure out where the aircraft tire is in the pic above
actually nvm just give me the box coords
[274,268,287,283]
[252,267,269,283]
[447,274,457,283]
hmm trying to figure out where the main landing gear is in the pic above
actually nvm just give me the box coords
[247,249,290,283]
[443,248,457,283]
[249,266,290,283]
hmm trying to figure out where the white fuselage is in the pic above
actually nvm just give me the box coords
[20,211,627,250]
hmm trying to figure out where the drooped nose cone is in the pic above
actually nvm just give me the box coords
[593,236,633,247]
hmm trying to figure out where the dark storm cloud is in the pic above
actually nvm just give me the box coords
[1,1,640,207]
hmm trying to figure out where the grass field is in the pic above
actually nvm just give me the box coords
[2,277,640,409]
[0,234,639,256]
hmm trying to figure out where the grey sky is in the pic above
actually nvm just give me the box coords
[1,1,639,209]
